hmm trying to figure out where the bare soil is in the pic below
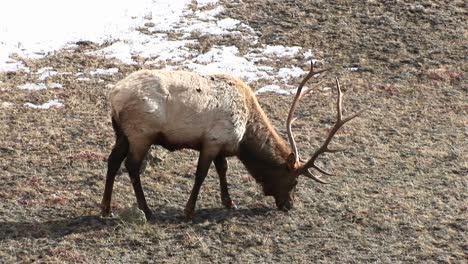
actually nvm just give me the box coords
[0,0,466,263]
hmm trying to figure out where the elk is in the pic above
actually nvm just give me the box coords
[100,62,363,220]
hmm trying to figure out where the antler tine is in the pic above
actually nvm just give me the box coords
[300,80,325,100]
[286,61,329,163]
[299,77,364,182]
[303,170,329,184]
[335,77,343,121]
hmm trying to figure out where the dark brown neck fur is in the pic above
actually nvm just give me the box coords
[237,97,292,183]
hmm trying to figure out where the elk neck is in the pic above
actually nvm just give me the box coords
[237,97,293,182]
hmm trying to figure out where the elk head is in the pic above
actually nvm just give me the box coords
[270,62,365,210]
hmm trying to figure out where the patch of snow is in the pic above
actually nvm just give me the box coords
[0,61,31,73]
[1,0,320,94]
[139,38,194,63]
[347,67,359,71]
[255,85,295,95]
[93,42,136,65]
[50,83,64,89]
[278,67,305,79]
[245,55,271,64]
[0,0,199,71]
[196,0,218,7]
[39,70,58,81]
[195,6,224,20]
[217,18,240,30]
[90,68,119,75]
[24,99,64,109]
[263,45,302,57]
[257,65,275,72]
[303,49,314,59]
[37,67,54,74]
[94,34,194,64]
[17,82,63,90]
[178,17,242,36]
[17,83,47,90]
[1,102,13,109]
[238,23,257,35]
[88,2,247,64]
[189,46,271,82]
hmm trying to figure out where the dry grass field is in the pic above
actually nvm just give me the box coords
[0,0,466,263]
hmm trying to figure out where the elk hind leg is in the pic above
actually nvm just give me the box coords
[125,137,153,219]
[101,118,129,217]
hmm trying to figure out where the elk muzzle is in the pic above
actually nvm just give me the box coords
[274,194,294,211]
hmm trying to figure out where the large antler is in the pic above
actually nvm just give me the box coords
[286,61,329,164]
[298,78,365,183]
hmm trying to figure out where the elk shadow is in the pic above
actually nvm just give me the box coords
[148,205,276,224]
[0,206,275,240]
[0,215,116,241]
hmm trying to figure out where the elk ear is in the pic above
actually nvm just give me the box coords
[286,153,297,170]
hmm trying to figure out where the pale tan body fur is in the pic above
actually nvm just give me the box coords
[110,70,289,161]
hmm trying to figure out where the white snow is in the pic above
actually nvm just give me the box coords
[17,83,47,90]
[37,67,54,74]
[1,0,320,111]
[90,68,119,75]
[216,18,241,30]
[0,0,313,83]
[255,85,295,95]
[181,19,240,36]
[188,46,271,82]
[0,0,194,71]
[195,6,224,20]
[263,45,302,57]
[278,67,306,79]
[1,102,13,109]
[39,70,58,81]
[94,34,195,65]
[17,82,63,90]
[195,0,218,7]
[303,49,314,59]
[50,83,64,89]
[24,100,64,109]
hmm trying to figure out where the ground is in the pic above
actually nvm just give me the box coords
[0,0,466,263]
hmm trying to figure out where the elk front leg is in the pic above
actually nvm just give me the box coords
[185,149,216,219]
[214,156,236,209]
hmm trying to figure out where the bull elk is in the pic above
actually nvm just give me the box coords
[100,62,363,220]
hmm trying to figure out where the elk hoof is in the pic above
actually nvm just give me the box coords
[184,203,196,220]
[223,199,237,210]
[142,209,153,220]
[100,203,114,218]
[100,212,115,218]
[275,198,294,211]
[184,208,195,220]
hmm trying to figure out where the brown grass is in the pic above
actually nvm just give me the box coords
[1,0,467,263]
